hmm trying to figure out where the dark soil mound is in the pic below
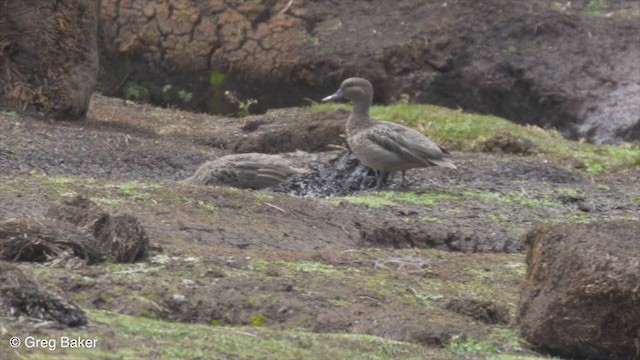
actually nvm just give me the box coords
[0,0,99,119]
[193,108,347,154]
[48,196,150,263]
[518,221,640,360]
[0,218,101,265]
[446,298,510,325]
[0,261,87,327]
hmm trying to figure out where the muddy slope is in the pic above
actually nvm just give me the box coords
[1,94,639,358]
[1,94,639,253]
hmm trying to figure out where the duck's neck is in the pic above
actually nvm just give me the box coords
[353,99,370,119]
[348,100,375,134]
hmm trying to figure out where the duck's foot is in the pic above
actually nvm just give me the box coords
[373,170,390,190]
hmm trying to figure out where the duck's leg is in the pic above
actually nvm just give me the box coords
[374,170,387,189]
[400,170,407,187]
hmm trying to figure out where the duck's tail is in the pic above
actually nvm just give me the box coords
[430,158,457,169]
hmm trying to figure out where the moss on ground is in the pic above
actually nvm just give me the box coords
[330,189,562,209]
[4,310,433,359]
[7,229,551,360]
[327,186,637,233]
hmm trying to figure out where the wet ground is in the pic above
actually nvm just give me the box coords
[0,95,639,358]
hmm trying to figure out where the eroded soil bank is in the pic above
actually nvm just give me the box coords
[99,0,640,143]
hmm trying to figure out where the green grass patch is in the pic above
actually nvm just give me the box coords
[313,103,640,175]
[91,197,126,206]
[553,187,581,198]
[320,47,333,56]
[255,192,274,201]
[39,175,79,196]
[197,199,218,213]
[564,212,597,224]
[124,82,150,102]
[447,334,498,355]
[585,0,607,15]
[489,327,525,352]
[248,260,341,277]
[465,190,561,208]
[328,192,396,208]
[105,182,161,199]
[0,109,18,116]
[503,46,518,55]
[33,177,174,207]
[0,175,34,193]
[209,69,226,87]
[251,313,268,326]
[284,261,338,274]
[504,262,527,277]
[329,190,460,208]
[329,188,560,210]
[6,310,428,359]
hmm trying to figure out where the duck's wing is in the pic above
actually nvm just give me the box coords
[367,123,457,169]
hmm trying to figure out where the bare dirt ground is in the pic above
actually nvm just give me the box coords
[1,95,639,358]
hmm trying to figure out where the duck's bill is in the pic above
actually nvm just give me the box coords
[321,90,343,102]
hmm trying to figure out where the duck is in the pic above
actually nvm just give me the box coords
[322,77,456,189]
[182,153,307,189]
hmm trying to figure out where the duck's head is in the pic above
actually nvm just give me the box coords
[322,77,373,105]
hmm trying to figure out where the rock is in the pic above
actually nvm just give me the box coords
[517,221,640,360]
[47,196,150,263]
[0,261,87,327]
[0,0,99,119]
